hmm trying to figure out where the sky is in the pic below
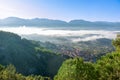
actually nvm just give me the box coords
[0,0,120,21]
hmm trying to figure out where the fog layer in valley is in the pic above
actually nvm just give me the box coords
[0,26,119,43]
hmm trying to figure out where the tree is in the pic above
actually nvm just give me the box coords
[96,52,120,80]
[0,64,50,80]
[54,58,97,80]
[112,38,120,51]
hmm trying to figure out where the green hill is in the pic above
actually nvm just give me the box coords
[0,31,65,78]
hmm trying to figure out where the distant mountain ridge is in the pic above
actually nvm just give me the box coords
[0,17,120,27]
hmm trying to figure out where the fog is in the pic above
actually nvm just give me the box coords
[0,26,119,42]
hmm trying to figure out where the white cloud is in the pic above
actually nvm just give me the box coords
[0,26,118,42]
[72,35,104,42]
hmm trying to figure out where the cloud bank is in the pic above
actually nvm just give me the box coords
[0,26,119,42]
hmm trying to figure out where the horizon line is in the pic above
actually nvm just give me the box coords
[0,16,120,23]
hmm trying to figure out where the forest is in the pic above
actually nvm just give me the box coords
[0,31,120,80]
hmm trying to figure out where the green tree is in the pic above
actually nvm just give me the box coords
[0,64,49,80]
[112,38,120,51]
[96,52,120,80]
[54,58,97,80]
[75,58,97,80]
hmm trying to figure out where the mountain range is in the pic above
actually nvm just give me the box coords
[0,17,120,27]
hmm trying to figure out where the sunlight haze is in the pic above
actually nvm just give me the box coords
[0,0,120,21]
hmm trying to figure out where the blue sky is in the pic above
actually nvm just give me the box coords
[0,0,120,21]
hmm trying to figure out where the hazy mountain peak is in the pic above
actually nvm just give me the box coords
[0,17,120,27]
[4,17,20,19]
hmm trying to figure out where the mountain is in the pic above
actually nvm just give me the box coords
[0,17,68,27]
[0,17,27,26]
[0,31,66,78]
[0,17,120,27]
[69,20,92,26]
[69,20,120,28]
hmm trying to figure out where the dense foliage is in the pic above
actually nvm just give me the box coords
[0,31,65,78]
[54,38,120,80]
[54,58,97,80]
[0,64,50,80]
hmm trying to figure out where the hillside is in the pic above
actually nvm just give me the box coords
[54,38,120,80]
[0,31,65,78]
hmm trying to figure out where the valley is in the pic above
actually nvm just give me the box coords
[0,17,120,80]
